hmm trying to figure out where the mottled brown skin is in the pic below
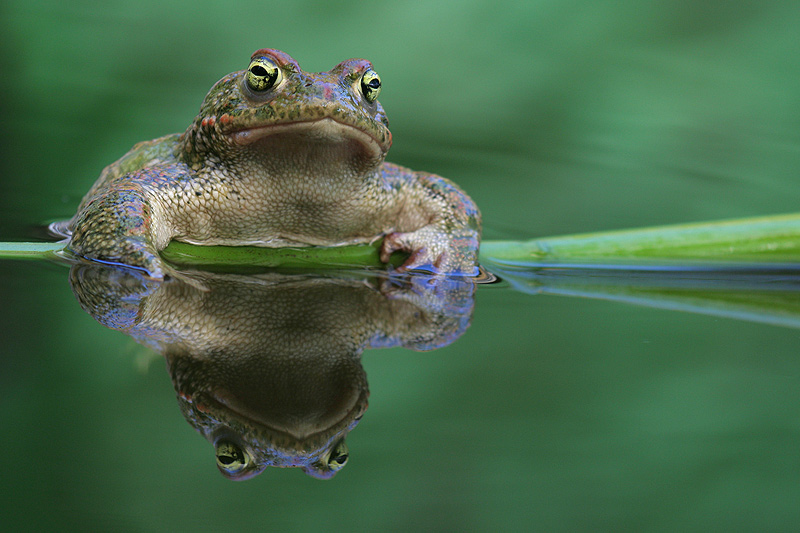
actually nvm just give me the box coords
[64,49,481,279]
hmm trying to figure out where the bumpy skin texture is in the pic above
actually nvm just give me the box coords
[66,49,481,279]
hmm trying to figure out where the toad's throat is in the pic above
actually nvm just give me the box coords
[229,117,385,164]
[209,386,364,442]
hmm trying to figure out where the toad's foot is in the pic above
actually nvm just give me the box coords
[380,227,480,275]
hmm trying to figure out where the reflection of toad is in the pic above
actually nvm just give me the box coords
[69,265,475,479]
[57,48,481,279]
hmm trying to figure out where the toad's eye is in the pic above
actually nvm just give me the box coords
[360,69,381,103]
[246,57,282,92]
[326,440,349,471]
[215,439,251,475]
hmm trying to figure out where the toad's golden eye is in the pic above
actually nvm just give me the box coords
[326,440,349,471]
[215,439,251,475]
[246,57,282,92]
[360,70,381,103]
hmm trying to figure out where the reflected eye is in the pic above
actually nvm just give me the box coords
[360,70,381,103]
[215,439,251,474]
[246,57,282,92]
[327,440,349,471]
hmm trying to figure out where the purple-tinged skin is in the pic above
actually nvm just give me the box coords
[64,49,481,279]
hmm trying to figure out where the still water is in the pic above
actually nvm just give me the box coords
[3,1,800,531]
[3,251,800,530]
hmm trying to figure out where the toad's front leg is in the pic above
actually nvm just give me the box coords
[379,166,481,275]
[67,178,175,280]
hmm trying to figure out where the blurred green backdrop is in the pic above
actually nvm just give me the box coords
[2,1,800,531]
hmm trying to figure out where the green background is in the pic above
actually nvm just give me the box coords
[2,1,800,531]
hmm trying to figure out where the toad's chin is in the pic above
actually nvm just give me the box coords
[208,382,365,442]
[229,118,386,166]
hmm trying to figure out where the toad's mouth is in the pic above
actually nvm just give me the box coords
[229,117,386,163]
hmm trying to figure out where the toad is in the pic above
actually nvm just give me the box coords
[60,49,481,279]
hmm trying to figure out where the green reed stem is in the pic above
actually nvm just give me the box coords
[6,213,800,268]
